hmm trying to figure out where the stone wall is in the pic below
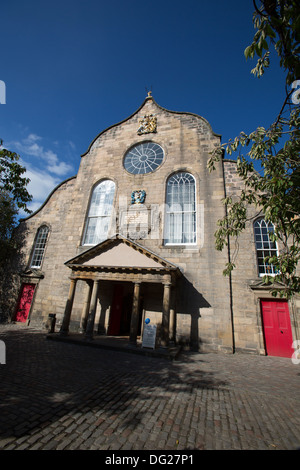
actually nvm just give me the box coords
[15,97,234,352]
[223,159,300,354]
[15,98,300,354]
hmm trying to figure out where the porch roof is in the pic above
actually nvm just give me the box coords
[64,234,182,276]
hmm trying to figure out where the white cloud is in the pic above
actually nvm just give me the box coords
[16,161,61,214]
[6,133,76,217]
[25,134,42,143]
[17,164,61,218]
[8,134,73,177]
[25,166,60,202]
[68,140,76,150]
[46,161,74,176]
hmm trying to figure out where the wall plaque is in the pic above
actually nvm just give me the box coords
[131,190,146,205]
[119,206,149,240]
[137,114,157,135]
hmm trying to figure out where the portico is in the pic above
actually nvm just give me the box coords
[59,235,181,347]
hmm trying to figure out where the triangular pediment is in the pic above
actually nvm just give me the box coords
[65,235,180,272]
[20,268,44,280]
[248,278,286,290]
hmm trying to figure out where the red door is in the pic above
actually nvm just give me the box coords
[108,285,124,335]
[15,283,36,322]
[261,299,293,358]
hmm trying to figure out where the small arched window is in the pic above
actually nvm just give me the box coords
[254,218,278,276]
[164,172,196,245]
[30,225,49,268]
[83,179,115,245]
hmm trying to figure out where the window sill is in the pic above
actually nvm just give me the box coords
[258,273,278,277]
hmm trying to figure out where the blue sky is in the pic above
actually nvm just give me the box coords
[0,0,287,215]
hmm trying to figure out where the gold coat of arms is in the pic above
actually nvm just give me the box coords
[137,114,157,135]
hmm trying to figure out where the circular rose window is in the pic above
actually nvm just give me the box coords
[124,142,164,174]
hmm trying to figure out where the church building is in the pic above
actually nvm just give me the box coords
[14,93,299,357]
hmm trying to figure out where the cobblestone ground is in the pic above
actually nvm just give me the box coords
[0,324,299,452]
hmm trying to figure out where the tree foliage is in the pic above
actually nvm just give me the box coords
[0,141,32,321]
[0,192,19,261]
[0,139,32,214]
[0,139,32,262]
[207,0,300,298]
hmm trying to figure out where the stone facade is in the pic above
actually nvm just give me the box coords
[14,94,299,356]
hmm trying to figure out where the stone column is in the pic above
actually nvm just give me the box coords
[161,283,171,347]
[169,286,176,343]
[129,282,141,345]
[60,278,77,336]
[79,281,93,333]
[85,280,100,340]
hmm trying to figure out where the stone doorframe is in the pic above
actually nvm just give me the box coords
[14,269,44,325]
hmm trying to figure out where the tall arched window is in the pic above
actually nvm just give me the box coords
[254,218,278,276]
[83,179,115,245]
[164,172,196,245]
[30,225,49,268]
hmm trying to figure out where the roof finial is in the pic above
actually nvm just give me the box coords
[145,86,153,100]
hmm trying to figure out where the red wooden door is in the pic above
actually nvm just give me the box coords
[261,300,293,358]
[15,283,36,322]
[108,285,124,335]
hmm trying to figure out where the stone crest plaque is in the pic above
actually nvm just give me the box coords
[137,114,157,135]
[131,190,146,205]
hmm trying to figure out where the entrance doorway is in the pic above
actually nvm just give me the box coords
[15,283,36,322]
[119,293,133,335]
[261,299,294,358]
[108,283,143,336]
[107,284,124,335]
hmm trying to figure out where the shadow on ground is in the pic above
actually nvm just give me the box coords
[0,327,227,440]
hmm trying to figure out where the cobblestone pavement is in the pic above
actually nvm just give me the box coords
[0,324,299,452]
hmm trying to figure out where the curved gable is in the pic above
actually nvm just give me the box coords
[81,93,220,158]
[21,175,77,221]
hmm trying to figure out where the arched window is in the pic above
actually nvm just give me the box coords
[83,180,115,245]
[164,172,196,245]
[30,225,49,268]
[254,218,278,276]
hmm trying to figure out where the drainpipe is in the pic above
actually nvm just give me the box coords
[221,155,235,353]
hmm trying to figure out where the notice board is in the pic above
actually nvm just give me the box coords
[142,324,157,349]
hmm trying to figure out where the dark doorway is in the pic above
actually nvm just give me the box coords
[107,284,124,335]
[108,283,144,336]
[119,293,133,335]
